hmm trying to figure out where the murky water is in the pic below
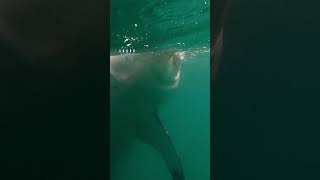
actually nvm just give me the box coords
[110,0,210,179]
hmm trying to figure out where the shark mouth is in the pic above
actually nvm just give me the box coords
[172,51,185,71]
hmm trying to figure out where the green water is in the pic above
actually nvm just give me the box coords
[110,0,210,179]
[110,0,209,52]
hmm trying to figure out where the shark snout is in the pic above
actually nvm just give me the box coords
[173,51,185,60]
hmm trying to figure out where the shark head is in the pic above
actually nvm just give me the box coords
[149,51,185,90]
[110,50,185,91]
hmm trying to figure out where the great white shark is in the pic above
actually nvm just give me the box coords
[110,51,185,180]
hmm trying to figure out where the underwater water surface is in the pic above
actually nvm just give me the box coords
[110,0,210,179]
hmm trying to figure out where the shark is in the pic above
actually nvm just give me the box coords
[110,50,185,180]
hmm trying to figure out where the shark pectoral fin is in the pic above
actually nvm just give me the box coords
[136,112,185,180]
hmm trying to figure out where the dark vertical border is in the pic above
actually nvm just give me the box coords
[211,0,230,179]
[0,0,109,179]
[106,0,111,178]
